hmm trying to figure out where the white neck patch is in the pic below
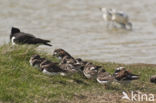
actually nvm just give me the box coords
[11,36,16,45]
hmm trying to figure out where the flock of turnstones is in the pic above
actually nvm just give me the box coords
[9,26,156,84]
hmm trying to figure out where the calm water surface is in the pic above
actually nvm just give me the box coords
[0,0,156,64]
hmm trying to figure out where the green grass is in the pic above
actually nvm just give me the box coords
[0,44,155,103]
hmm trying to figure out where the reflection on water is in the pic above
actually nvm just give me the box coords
[0,0,156,64]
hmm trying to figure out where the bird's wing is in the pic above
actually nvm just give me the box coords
[20,32,35,37]
[14,33,36,44]
[98,72,113,80]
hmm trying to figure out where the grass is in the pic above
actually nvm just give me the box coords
[0,44,155,103]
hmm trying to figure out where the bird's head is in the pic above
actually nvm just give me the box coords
[10,27,20,40]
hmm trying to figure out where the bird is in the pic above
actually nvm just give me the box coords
[60,55,77,64]
[59,63,80,73]
[75,58,88,71]
[113,67,139,81]
[100,8,113,28]
[29,54,46,70]
[83,62,101,79]
[30,59,43,70]
[150,75,156,83]
[100,8,132,30]
[29,54,42,66]
[40,59,66,76]
[10,27,52,46]
[53,48,74,60]
[110,9,132,30]
[96,69,115,84]
[53,49,84,73]
[75,58,87,66]
[59,56,82,73]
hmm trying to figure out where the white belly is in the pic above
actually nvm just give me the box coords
[97,78,108,84]
[42,69,57,75]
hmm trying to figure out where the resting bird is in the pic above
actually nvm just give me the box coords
[53,48,74,60]
[83,62,101,79]
[10,27,52,46]
[40,60,66,76]
[29,54,46,70]
[59,56,82,73]
[113,67,139,81]
[60,55,76,64]
[97,69,115,84]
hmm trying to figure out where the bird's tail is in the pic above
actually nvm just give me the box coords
[128,73,139,80]
[35,38,52,46]
[44,43,52,46]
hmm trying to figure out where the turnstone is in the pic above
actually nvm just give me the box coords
[10,27,52,46]
[150,75,156,83]
[53,48,74,60]
[97,69,115,84]
[75,58,88,71]
[75,58,87,65]
[40,60,66,76]
[83,62,101,79]
[60,55,76,64]
[30,59,43,69]
[113,67,139,81]
[29,54,45,70]
[59,56,82,73]
[59,63,79,73]
[29,54,41,66]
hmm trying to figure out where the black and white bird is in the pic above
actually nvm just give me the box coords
[10,27,52,46]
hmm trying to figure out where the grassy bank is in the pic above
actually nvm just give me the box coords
[0,44,155,103]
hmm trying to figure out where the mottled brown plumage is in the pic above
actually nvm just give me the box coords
[97,69,115,84]
[83,62,101,79]
[53,48,74,60]
[114,67,139,81]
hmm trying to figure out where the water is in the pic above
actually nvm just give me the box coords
[0,0,156,64]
